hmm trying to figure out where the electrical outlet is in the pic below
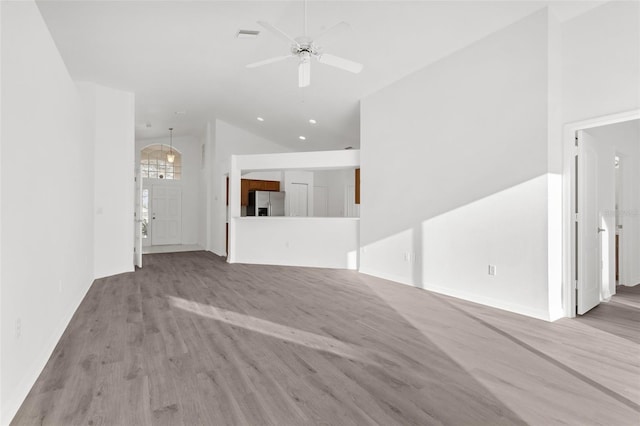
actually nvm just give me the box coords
[15,318,22,339]
[488,265,497,276]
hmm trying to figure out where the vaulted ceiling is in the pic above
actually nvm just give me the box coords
[37,0,604,150]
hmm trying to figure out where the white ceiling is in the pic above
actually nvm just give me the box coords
[36,0,604,151]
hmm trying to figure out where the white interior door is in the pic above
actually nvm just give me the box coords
[134,173,143,268]
[290,183,308,217]
[314,186,328,217]
[597,146,616,300]
[577,130,602,314]
[152,185,182,245]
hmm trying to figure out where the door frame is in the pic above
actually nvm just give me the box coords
[134,170,143,268]
[562,109,640,318]
[141,183,152,247]
[614,152,623,286]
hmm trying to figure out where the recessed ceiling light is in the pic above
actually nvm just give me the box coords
[257,117,264,122]
[237,29,260,39]
[299,136,306,141]
[308,119,317,124]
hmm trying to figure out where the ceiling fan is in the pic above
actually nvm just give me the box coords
[246,1,363,87]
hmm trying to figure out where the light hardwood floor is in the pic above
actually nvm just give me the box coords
[11,252,640,425]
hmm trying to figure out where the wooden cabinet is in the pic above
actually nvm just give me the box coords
[227,178,281,206]
[241,179,280,206]
[240,179,250,206]
[355,168,360,204]
[263,180,280,191]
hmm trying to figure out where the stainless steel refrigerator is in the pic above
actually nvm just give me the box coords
[247,191,285,216]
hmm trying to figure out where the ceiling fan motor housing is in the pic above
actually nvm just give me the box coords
[292,36,318,58]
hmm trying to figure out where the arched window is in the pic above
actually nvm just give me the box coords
[140,144,182,180]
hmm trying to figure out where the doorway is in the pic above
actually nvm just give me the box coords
[565,112,640,316]
[151,185,182,245]
[290,183,309,217]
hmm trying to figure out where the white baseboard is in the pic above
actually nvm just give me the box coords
[1,280,93,426]
[358,268,551,322]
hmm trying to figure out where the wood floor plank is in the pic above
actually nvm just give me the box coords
[11,252,640,425]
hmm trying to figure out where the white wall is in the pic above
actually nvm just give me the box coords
[136,135,201,246]
[0,0,3,418]
[587,120,640,288]
[89,84,135,279]
[234,217,359,269]
[0,0,3,414]
[562,1,640,124]
[210,119,290,255]
[228,150,360,267]
[1,2,93,423]
[360,9,555,320]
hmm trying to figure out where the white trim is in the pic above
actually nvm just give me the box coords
[2,281,93,426]
[359,269,551,321]
[139,141,184,155]
[562,109,640,318]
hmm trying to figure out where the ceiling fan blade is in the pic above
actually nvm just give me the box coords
[313,21,350,48]
[299,59,311,88]
[257,21,300,47]
[246,55,293,68]
[316,53,363,74]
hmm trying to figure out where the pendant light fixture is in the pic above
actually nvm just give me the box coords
[167,127,175,163]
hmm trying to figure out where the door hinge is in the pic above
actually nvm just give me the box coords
[574,134,579,147]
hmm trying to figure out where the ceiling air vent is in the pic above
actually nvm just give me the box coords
[236,29,260,39]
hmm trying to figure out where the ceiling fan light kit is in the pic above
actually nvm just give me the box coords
[298,51,311,87]
[246,1,362,87]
